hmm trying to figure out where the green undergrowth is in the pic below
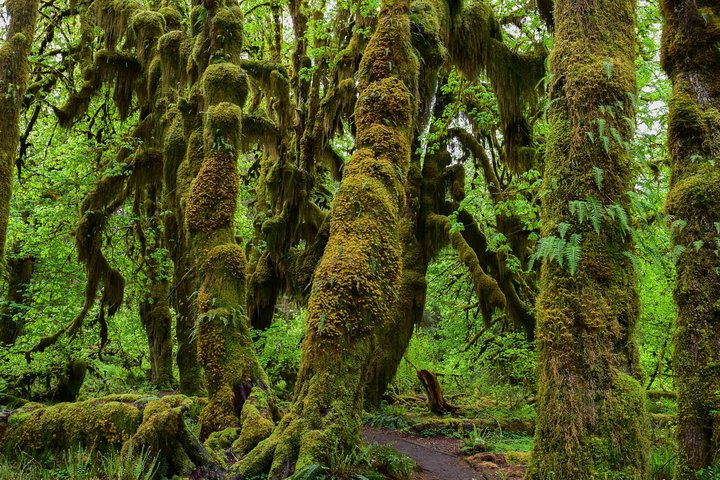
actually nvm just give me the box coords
[364,395,535,460]
[0,442,157,480]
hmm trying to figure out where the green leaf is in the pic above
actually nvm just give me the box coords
[593,166,603,191]
[566,234,582,275]
[603,60,613,79]
[588,197,603,233]
[558,222,570,239]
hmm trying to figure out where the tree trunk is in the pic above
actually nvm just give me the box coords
[525,0,649,478]
[660,2,720,477]
[230,0,418,475]
[0,247,35,345]
[139,185,174,388]
[0,0,40,267]
[184,0,276,442]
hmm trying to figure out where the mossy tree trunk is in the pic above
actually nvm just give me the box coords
[525,0,649,478]
[0,0,40,268]
[0,246,35,345]
[231,0,418,475]
[184,0,275,441]
[660,1,720,476]
[139,186,174,388]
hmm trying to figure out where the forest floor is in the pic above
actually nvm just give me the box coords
[363,426,526,480]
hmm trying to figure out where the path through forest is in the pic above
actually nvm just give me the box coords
[362,426,526,480]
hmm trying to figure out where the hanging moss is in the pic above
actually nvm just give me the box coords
[239,59,292,122]
[130,10,166,66]
[159,6,183,31]
[448,0,545,173]
[53,66,101,128]
[203,102,243,152]
[94,0,144,49]
[159,30,191,94]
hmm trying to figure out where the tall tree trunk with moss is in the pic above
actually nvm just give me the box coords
[184,0,276,442]
[0,0,39,268]
[139,186,174,388]
[525,1,649,478]
[231,0,418,476]
[661,2,720,477]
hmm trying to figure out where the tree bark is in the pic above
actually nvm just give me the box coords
[526,0,649,477]
[0,0,40,268]
[660,1,720,477]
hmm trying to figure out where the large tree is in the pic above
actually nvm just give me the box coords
[661,1,720,477]
[231,0,419,474]
[0,0,40,268]
[526,0,649,477]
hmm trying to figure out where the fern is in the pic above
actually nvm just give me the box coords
[602,60,613,79]
[565,234,582,275]
[558,222,571,239]
[606,204,630,235]
[532,234,582,276]
[671,244,686,263]
[569,200,588,224]
[588,197,603,233]
[623,250,639,272]
[592,166,604,191]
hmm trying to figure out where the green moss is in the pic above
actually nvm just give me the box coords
[204,244,247,280]
[665,165,720,220]
[527,0,647,477]
[159,6,183,30]
[159,30,188,89]
[203,62,248,107]
[3,399,142,454]
[667,86,718,152]
[94,0,144,48]
[185,151,239,234]
[203,102,243,152]
[232,403,274,456]
[130,10,165,65]
[210,6,244,62]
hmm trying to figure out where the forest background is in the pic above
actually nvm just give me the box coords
[0,0,712,478]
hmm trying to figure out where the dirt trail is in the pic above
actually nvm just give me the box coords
[363,426,525,480]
